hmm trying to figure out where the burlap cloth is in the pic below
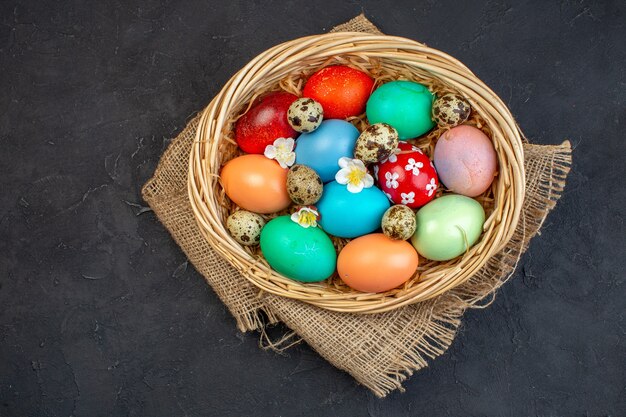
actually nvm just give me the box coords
[142,15,572,397]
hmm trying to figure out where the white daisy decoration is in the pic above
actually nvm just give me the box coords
[405,158,424,176]
[401,191,415,205]
[290,207,319,228]
[426,178,437,197]
[264,137,296,168]
[335,157,374,193]
[385,171,399,189]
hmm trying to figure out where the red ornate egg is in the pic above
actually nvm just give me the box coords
[235,92,299,154]
[375,142,439,209]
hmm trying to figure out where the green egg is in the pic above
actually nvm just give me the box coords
[260,215,337,282]
[411,195,485,261]
[366,81,435,140]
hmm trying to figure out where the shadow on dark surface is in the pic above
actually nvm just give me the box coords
[0,0,624,416]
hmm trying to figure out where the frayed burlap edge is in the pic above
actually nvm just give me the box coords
[142,14,572,397]
[330,13,384,35]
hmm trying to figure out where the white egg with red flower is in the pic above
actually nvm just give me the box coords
[375,142,439,209]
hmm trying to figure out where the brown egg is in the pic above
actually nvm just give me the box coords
[286,164,323,205]
[354,123,399,163]
[381,205,416,240]
[227,210,266,246]
[432,93,471,127]
[287,98,324,133]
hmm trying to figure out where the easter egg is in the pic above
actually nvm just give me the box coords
[433,125,497,197]
[432,93,471,127]
[287,164,323,205]
[316,181,390,238]
[235,92,299,154]
[354,123,399,164]
[221,154,291,214]
[381,205,416,241]
[226,210,266,246]
[411,194,485,261]
[375,142,439,209]
[366,81,435,140]
[303,66,374,119]
[287,98,324,133]
[260,215,336,282]
[338,233,418,293]
[294,119,360,183]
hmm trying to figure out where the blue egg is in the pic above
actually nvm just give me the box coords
[317,181,390,238]
[295,120,359,183]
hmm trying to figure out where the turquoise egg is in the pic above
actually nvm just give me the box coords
[260,215,336,282]
[317,181,390,238]
[366,81,435,140]
[295,119,359,183]
[411,194,485,261]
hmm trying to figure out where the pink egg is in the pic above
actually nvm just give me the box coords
[433,125,497,197]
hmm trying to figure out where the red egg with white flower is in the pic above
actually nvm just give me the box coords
[374,142,439,209]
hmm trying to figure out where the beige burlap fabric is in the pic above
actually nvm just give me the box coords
[142,15,572,397]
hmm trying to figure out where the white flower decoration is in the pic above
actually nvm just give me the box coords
[290,207,319,228]
[335,157,374,193]
[405,158,424,176]
[401,191,415,205]
[426,178,437,197]
[385,171,399,189]
[411,146,423,154]
[264,137,295,168]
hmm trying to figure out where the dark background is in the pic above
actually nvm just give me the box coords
[1,0,624,416]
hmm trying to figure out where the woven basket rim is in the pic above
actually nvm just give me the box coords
[188,32,526,314]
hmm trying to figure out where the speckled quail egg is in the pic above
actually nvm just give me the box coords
[354,123,399,164]
[286,164,323,205]
[227,210,266,246]
[287,98,324,133]
[381,205,416,241]
[432,93,471,127]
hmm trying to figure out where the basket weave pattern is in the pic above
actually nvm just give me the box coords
[188,32,526,313]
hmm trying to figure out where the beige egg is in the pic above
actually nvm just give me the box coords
[381,205,416,241]
[354,123,399,163]
[287,164,323,205]
[226,210,266,246]
[287,98,324,133]
[432,93,471,127]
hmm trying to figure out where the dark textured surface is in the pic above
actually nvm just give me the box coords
[1,0,624,415]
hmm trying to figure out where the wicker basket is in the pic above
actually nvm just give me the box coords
[188,32,525,314]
